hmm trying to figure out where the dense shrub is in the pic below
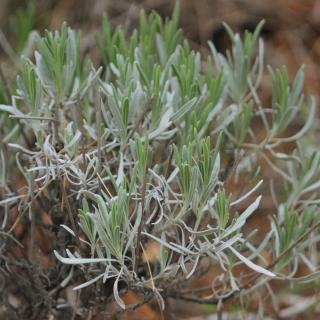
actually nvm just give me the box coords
[1,3,319,318]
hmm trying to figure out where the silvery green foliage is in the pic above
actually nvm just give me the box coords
[1,4,320,315]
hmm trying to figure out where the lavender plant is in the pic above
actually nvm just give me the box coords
[0,3,320,318]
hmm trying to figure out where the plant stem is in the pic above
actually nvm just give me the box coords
[60,177,82,249]
[95,88,102,194]
[76,92,87,171]
[134,170,148,273]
